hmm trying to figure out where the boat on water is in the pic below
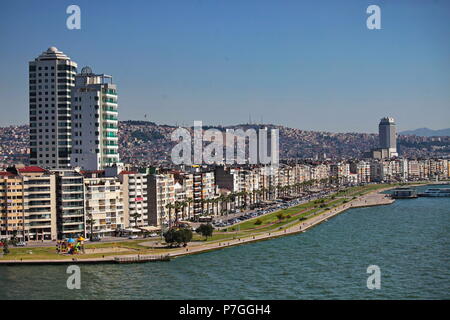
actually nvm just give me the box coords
[418,188,450,197]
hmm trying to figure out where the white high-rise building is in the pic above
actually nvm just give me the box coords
[70,67,119,170]
[29,47,77,168]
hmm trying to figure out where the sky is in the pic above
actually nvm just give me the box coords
[0,0,449,133]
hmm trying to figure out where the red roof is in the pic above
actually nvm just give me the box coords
[119,170,138,175]
[0,171,15,177]
[18,166,47,173]
[80,170,104,174]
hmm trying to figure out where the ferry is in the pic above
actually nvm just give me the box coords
[390,188,418,199]
[418,188,450,197]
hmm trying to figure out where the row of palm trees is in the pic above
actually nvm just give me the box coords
[164,178,337,228]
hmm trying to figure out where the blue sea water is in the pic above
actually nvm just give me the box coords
[0,185,448,299]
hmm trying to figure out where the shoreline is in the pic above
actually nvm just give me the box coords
[0,186,397,265]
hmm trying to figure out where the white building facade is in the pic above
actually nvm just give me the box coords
[29,47,77,168]
[70,67,119,170]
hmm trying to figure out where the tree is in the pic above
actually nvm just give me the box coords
[165,203,174,228]
[174,201,182,223]
[196,223,214,241]
[130,212,141,228]
[163,227,192,247]
[218,194,227,216]
[178,228,193,246]
[86,215,95,241]
[163,228,177,247]
[186,197,193,220]
[1,239,9,255]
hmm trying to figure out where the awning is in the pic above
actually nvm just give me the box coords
[139,226,161,232]
[122,228,142,233]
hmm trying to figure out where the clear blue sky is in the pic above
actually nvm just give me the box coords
[0,0,449,132]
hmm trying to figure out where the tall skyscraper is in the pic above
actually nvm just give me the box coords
[29,47,77,168]
[70,66,119,170]
[378,117,398,157]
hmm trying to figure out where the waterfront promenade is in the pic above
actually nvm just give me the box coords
[0,188,394,265]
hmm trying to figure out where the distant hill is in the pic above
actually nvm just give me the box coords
[1,121,450,166]
[400,128,450,137]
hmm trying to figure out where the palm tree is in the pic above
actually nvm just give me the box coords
[174,201,183,224]
[218,194,227,216]
[241,190,249,209]
[213,198,220,216]
[165,203,174,228]
[86,214,95,241]
[130,212,141,228]
[186,197,193,220]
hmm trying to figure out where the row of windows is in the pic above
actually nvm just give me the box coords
[29,66,54,71]
[30,85,55,90]
[30,97,55,102]
[73,96,100,102]
[29,65,75,72]
[29,72,74,78]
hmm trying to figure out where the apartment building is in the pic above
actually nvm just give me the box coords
[29,47,77,168]
[83,172,124,237]
[330,162,351,185]
[53,169,85,239]
[119,171,148,228]
[0,171,25,240]
[147,172,175,228]
[70,67,119,170]
[350,161,371,183]
[173,171,194,220]
[19,166,57,241]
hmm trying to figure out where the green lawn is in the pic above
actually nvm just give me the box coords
[1,183,404,261]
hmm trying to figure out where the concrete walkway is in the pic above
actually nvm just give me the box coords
[0,189,394,265]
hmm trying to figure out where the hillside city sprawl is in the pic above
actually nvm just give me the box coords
[0,47,449,242]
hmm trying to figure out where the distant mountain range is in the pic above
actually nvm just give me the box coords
[399,128,450,137]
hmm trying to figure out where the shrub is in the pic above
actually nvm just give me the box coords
[254,219,262,225]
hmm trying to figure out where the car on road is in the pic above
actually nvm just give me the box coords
[128,235,139,239]
[91,236,101,242]
[15,242,27,247]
